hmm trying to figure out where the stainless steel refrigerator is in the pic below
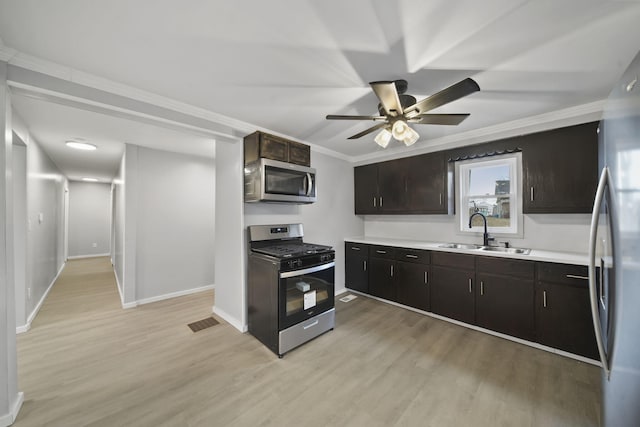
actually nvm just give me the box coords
[589,50,640,426]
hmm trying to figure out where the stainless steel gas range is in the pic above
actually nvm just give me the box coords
[247,224,335,357]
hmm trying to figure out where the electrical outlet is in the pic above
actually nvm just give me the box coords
[92,243,98,248]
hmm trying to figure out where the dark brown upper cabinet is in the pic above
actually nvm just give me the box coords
[521,122,599,213]
[354,151,448,215]
[244,131,311,166]
[354,160,406,214]
[405,152,448,214]
[354,164,379,214]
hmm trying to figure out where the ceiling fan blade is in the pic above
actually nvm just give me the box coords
[409,114,470,126]
[347,123,387,140]
[405,78,480,115]
[369,81,403,116]
[326,114,386,121]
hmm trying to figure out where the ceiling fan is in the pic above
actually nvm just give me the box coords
[326,78,480,148]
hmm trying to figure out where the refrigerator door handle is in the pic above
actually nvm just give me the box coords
[589,166,611,379]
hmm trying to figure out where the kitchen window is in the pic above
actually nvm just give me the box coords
[457,153,522,236]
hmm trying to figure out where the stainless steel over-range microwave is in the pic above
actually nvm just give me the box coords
[244,158,317,204]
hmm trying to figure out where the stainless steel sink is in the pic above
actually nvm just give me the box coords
[479,246,531,255]
[438,243,483,250]
[438,243,531,255]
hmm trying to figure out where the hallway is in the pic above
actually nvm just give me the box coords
[14,257,219,426]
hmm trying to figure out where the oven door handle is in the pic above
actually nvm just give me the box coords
[280,261,335,278]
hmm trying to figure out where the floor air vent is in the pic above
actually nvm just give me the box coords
[188,317,219,332]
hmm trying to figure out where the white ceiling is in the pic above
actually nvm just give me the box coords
[2,0,640,179]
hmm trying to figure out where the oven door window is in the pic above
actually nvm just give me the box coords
[265,166,315,197]
[280,264,334,330]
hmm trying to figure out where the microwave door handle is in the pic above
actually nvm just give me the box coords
[589,166,610,379]
[305,173,313,196]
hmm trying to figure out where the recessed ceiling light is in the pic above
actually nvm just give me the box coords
[81,177,99,182]
[66,141,97,151]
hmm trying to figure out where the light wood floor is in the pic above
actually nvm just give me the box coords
[14,257,601,427]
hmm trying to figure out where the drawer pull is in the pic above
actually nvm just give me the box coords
[530,186,534,202]
[566,274,588,280]
[543,290,547,308]
[480,281,484,296]
[363,260,367,271]
[351,247,361,251]
[405,254,418,259]
[390,265,394,277]
[376,250,387,254]
[468,278,472,293]
[425,271,428,284]
[373,197,376,207]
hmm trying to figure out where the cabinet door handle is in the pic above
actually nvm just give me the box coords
[566,274,589,280]
[351,247,360,251]
[405,254,418,259]
[424,271,428,284]
[530,186,534,202]
[363,260,367,271]
[390,265,394,277]
[376,250,387,254]
[468,278,472,293]
[543,290,547,308]
[480,281,484,296]
[439,193,442,205]
[380,196,383,207]
[373,197,376,207]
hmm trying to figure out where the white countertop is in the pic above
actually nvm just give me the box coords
[344,236,589,266]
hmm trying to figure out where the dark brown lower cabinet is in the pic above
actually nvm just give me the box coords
[536,281,599,359]
[476,273,535,341]
[535,262,599,359]
[368,257,395,301]
[475,257,535,341]
[345,253,368,293]
[395,261,430,311]
[431,265,475,324]
[343,244,598,360]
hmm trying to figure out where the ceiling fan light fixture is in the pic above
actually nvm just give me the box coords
[374,128,392,148]
[391,120,409,140]
[403,127,420,146]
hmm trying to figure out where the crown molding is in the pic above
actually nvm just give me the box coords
[3,47,349,161]
[350,100,605,165]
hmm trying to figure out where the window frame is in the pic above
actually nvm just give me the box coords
[456,153,523,237]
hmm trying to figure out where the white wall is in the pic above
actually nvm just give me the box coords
[112,153,125,299]
[213,139,247,331]
[363,212,591,254]
[68,181,111,258]
[134,145,215,301]
[244,151,365,294]
[12,112,67,327]
[12,141,26,330]
[0,61,21,427]
[113,144,216,306]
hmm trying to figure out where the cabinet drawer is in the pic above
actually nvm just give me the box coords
[369,245,396,259]
[432,252,475,270]
[345,242,369,254]
[395,248,430,264]
[476,257,534,279]
[536,262,589,286]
